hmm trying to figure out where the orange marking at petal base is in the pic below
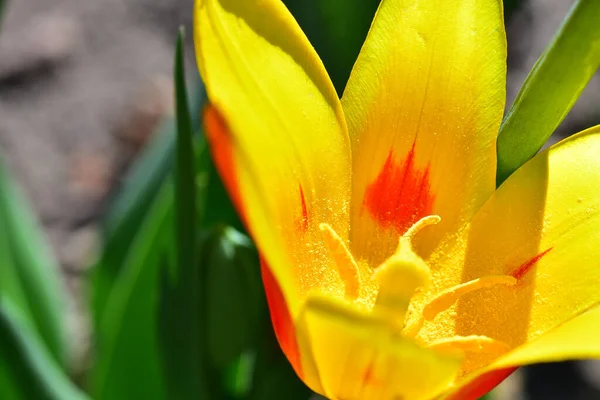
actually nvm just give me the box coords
[446,367,517,400]
[510,248,553,280]
[364,144,435,234]
[203,105,246,223]
[260,260,303,378]
[298,184,309,231]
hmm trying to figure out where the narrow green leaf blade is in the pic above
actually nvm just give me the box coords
[497,0,600,184]
[0,298,89,400]
[91,182,172,400]
[91,127,175,325]
[174,27,196,283]
[92,69,205,326]
[0,160,65,365]
[158,27,206,399]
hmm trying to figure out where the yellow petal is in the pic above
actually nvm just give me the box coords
[342,0,506,265]
[296,294,461,400]
[445,305,600,399]
[195,0,352,313]
[492,305,600,368]
[417,126,600,375]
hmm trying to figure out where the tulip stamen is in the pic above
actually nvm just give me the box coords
[427,335,511,356]
[319,223,361,299]
[422,276,517,321]
[402,314,424,338]
[403,214,441,241]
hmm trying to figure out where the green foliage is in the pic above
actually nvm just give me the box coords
[0,299,89,400]
[157,28,209,399]
[204,228,262,371]
[283,0,380,95]
[91,77,205,330]
[0,160,65,366]
[91,180,172,400]
[497,0,600,184]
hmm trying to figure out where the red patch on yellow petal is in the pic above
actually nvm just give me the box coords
[298,184,309,232]
[363,144,435,234]
[203,104,246,223]
[510,248,553,281]
[260,259,303,378]
[446,367,517,400]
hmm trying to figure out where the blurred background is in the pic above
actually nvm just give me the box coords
[0,0,599,399]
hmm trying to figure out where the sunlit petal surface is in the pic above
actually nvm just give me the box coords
[412,126,600,379]
[196,0,352,317]
[342,0,506,265]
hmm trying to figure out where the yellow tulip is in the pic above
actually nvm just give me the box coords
[194,0,600,398]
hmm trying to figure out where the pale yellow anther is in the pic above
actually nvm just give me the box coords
[319,223,360,299]
[428,335,511,356]
[423,275,517,321]
[403,214,441,241]
[402,313,424,338]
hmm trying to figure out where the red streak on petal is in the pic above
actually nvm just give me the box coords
[361,359,382,388]
[203,105,246,224]
[260,259,303,378]
[298,184,309,232]
[510,247,553,281]
[446,367,517,400]
[363,144,435,234]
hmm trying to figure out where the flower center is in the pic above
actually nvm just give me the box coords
[319,215,514,357]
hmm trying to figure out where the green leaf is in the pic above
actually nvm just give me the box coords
[497,0,600,185]
[91,181,172,400]
[91,127,174,325]
[0,160,65,366]
[283,0,379,95]
[157,27,208,399]
[91,76,205,327]
[204,228,263,372]
[0,298,89,400]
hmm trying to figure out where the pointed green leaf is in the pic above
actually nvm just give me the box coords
[92,78,205,326]
[0,160,65,365]
[158,28,208,399]
[173,27,197,284]
[0,298,88,400]
[497,0,600,184]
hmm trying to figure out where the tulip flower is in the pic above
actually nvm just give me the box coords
[194,0,600,398]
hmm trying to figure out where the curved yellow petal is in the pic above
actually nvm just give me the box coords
[342,0,506,265]
[416,126,600,376]
[492,305,600,368]
[445,305,600,399]
[296,294,461,400]
[195,0,352,313]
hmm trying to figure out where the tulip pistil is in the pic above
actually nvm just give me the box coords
[319,223,361,299]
